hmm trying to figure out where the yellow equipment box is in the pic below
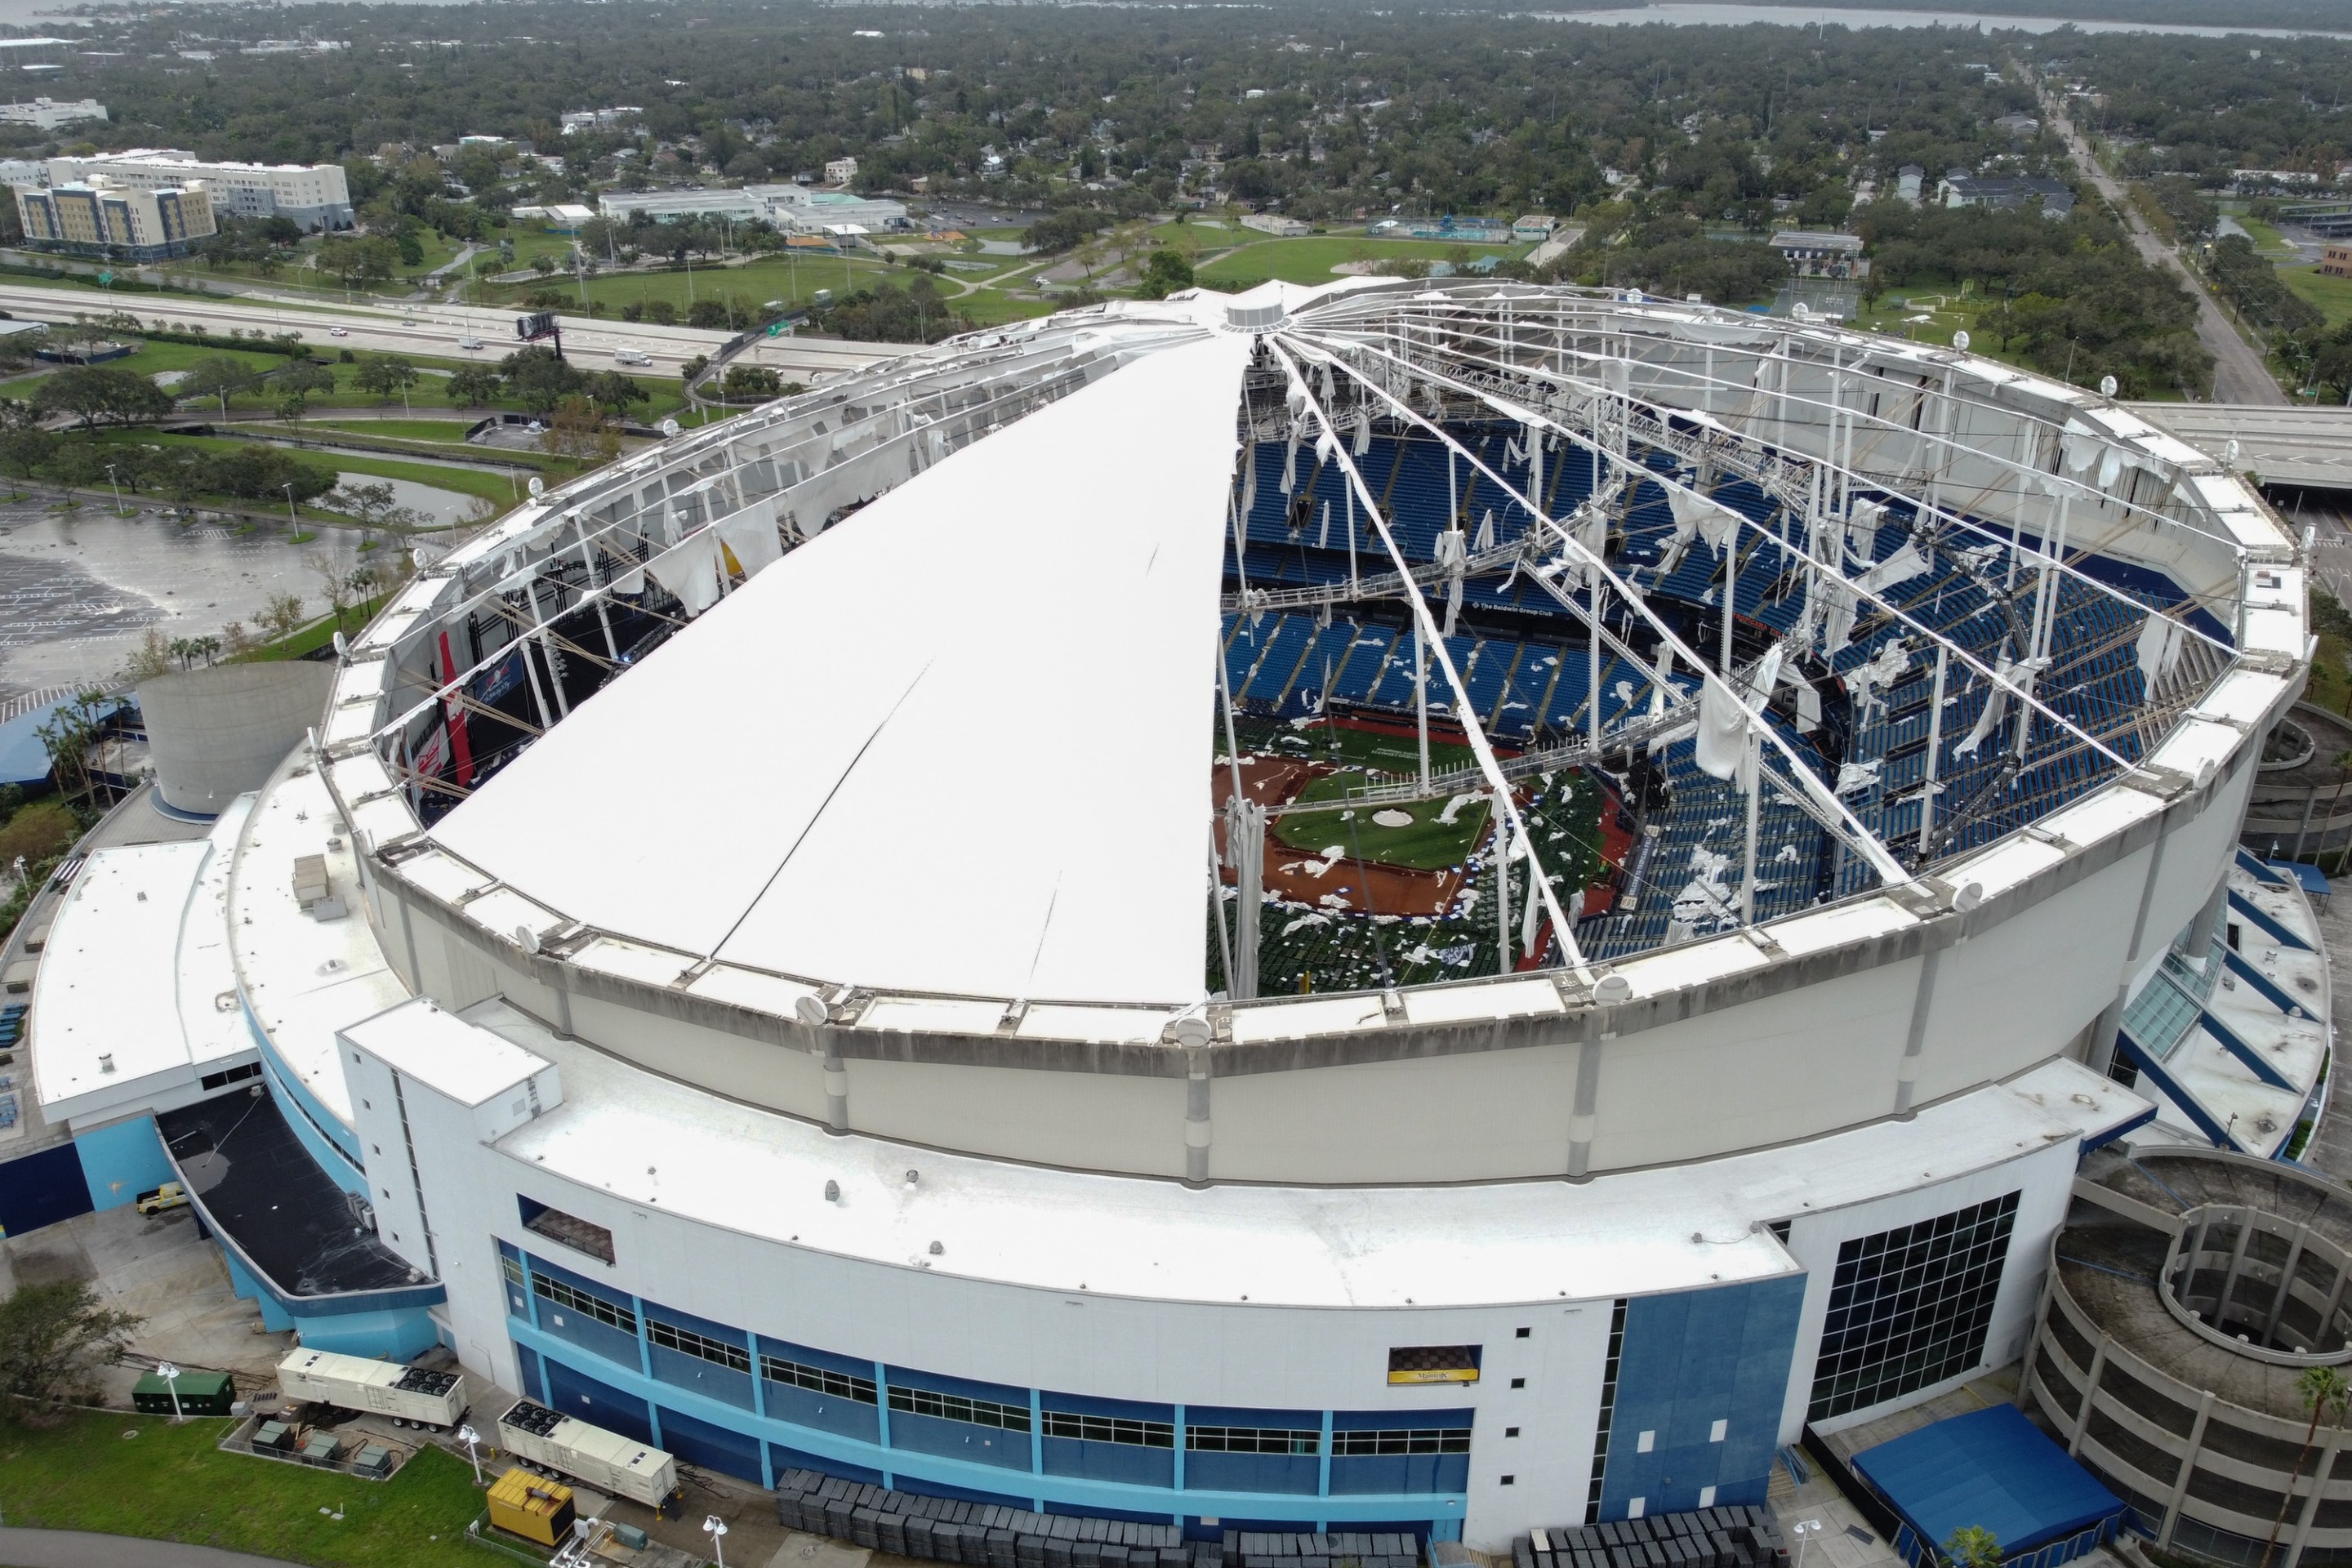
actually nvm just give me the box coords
[487,1466,577,1548]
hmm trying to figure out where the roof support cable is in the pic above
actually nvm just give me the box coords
[1294,330,1918,893]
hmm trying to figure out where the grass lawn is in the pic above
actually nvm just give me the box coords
[486,252,891,316]
[1268,728,1490,871]
[2283,265,2352,328]
[1194,236,1527,288]
[2234,213,2299,257]
[238,592,396,662]
[309,418,484,443]
[92,429,525,507]
[0,1410,489,1566]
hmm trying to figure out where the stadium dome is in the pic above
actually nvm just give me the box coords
[29,278,2327,1557]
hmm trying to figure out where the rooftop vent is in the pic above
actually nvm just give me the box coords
[1225,296,1286,332]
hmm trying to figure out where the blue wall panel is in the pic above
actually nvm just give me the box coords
[772,1441,884,1487]
[650,1345,755,1410]
[1184,1452,1321,1496]
[75,1116,175,1212]
[764,1379,882,1442]
[659,1404,765,1483]
[0,1142,95,1237]
[517,1343,546,1404]
[1329,1454,1469,1496]
[546,1358,655,1446]
[1598,1276,1805,1521]
[889,1409,1031,1471]
[1043,1437,1176,1487]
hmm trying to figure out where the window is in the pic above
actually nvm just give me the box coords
[1585,1298,1627,1526]
[1388,1345,1481,1386]
[1330,1428,1470,1456]
[1807,1191,2020,1421]
[1187,1427,1320,1455]
[519,1196,615,1265]
[761,1355,877,1405]
[1501,1475,1516,1486]
[501,1253,526,1290]
[1515,1327,1530,1339]
[530,1272,637,1336]
[649,1318,750,1374]
[1505,1428,1521,1438]
[1041,1412,1174,1448]
[889,1385,1030,1432]
[199,1062,264,1092]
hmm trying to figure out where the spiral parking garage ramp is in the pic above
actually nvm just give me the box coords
[77,276,2311,1548]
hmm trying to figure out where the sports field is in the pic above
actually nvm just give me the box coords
[1267,722,1489,871]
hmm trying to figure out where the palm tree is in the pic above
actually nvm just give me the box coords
[2262,1365,2352,1568]
[1944,1526,2001,1568]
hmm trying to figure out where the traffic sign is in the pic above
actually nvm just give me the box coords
[767,323,782,336]
[96,270,111,285]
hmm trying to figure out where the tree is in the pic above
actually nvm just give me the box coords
[721,363,782,401]
[498,345,583,414]
[256,590,306,640]
[353,354,420,406]
[583,371,650,414]
[539,394,621,468]
[32,366,172,430]
[1138,248,1195,300]
[317,234,399,292]
[1943,1528,2000,1568]
[2264,1366,2352,1568]
[447,365,502,407]
[179,355,257,416]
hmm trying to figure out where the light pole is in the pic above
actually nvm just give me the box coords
[1792,1520,1823,1568]
[703,1515,729,1567]
[283,481,297,532]
[456,1423,483,1484]
[156,1360,184,1423]
[103,461,124,515]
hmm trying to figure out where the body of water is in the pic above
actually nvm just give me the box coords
[0,506,360,706]
[1530,2,2352,36]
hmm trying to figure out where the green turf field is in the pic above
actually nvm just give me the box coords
[0,1411,485,1566]
[1267,724,1490,871]
[2284,265,2352,328]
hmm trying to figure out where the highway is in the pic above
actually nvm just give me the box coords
[0,283,916,382]
[2130,401,2352,492]
[2046,96,2286,407]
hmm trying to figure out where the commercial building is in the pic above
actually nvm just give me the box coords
[1766,229,1864,278]
[0,96,104,129]
[1938,169,2076,217]
[2319,243,2352,278]
[13,175,216,260]
[1241,213,1311,238]
[598,184,908,234]
[43,149,351,231]
[0,278,2320,1559]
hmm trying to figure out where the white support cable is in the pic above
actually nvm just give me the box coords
[1319,330,2137,782]
[1264,338,1592,974]
[1293,333,1921,889]
[1301,292,2243,647]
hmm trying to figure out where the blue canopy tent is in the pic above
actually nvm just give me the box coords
[1852,1405,2129,1568]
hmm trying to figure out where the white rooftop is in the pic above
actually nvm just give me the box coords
[430,331,1252,1005]
[229,760,407,1128]
[342,996,550,1107]
[33,809,254,1125]
[467,993,2146,1310]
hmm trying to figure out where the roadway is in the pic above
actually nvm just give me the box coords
[0,1529,305,1568]
[0,283,915,383]
[2128,401,2352,492]
[2045,97,2286,407]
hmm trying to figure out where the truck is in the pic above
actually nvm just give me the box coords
[497,1398,680,1514]
[275,1348,468,1431]
[135,1181,189,1215]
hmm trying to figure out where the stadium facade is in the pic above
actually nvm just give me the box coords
[18,280,2331,1555]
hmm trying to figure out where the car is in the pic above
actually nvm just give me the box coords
[328,326,349,337]
[457,336,483,351]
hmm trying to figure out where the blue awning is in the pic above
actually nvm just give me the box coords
[0,697,69,787]
[1853,1405,2127,1559]
[2267,860,2334,898]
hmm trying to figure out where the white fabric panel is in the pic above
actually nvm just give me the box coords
[647,529,723,617]
[715,497,783,577]
[430,332,1248,1005]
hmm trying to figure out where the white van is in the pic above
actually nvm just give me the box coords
[457,336,483,351]
[614,349,653,368]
